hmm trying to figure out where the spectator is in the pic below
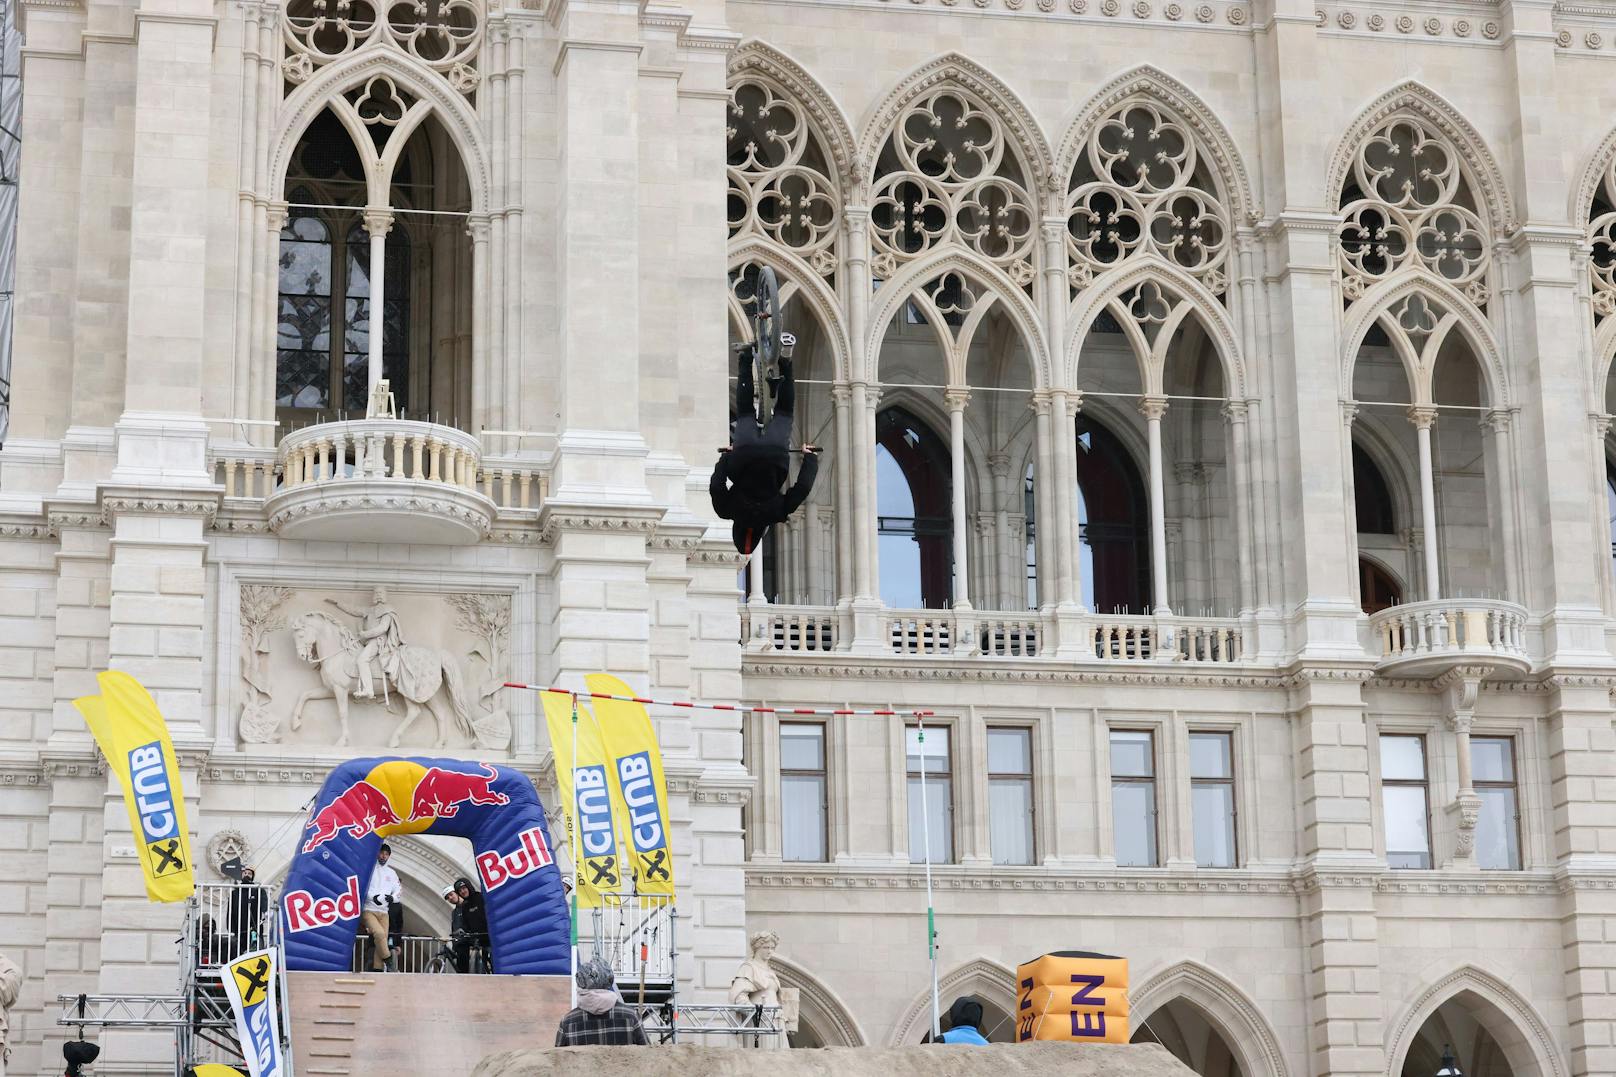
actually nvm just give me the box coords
[554,958,649,1046]
[228,866,268,957]
[452,877,488,973]
[938,997,990,1045]
[363,844,401,972]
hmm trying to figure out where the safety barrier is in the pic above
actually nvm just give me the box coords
[584,894,676,990]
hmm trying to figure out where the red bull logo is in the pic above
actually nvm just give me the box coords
[476,825,553,891]
[284,875,362,932]
[409,762,510,820]
[301,781,402,852]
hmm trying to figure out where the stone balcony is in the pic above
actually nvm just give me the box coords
[741,604,1248,663]
[1367,598,1531,679]
[210,419,545,545]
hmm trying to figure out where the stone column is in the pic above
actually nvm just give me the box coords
[363,209,394,401]
[1140,395,1171,615]
[832,384,853,607]
[1483,408,1522,601]
[946,389,971,611]
[1224,401,1256,614]
[1437,669,1483,867]
[1030,393,1055,612]
[1050,390,1079,609]
[1408,406,1441,602]
[467,214,492,431]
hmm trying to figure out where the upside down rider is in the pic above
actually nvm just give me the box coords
[710,344,819,554]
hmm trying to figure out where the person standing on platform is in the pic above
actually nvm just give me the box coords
[363,843,401,971]
[938,997,990,1045]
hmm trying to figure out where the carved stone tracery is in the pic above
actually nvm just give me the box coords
[282,0,485,94]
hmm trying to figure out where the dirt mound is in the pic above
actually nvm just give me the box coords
[473,1042,1196,1076]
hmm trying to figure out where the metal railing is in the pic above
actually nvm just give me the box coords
[189,882,276,971]
[583,895,676,990]
[643,1004,786,1046]
[349,934,487,974]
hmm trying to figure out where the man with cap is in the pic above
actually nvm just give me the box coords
[554,958,649,1046]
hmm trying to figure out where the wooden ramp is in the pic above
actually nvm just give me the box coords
[287,971,572,1077]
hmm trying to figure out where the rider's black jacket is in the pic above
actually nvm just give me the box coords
[709,449,817,551]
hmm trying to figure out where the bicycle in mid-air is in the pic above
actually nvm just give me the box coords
[738,265,796,425]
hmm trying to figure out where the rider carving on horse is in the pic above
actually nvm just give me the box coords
[325,588,403,700]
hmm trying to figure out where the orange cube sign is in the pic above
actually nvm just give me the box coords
[1015,952,1130,1044]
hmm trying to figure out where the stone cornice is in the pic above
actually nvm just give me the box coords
[742,655,1290,689]
[747,864,1306,895]
[537,502,665,545]
[99,486,221,523]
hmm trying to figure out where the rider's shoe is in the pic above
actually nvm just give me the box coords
[354,689,373,699]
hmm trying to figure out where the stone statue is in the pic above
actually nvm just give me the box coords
[366,378,396,420]
[728,930,782,1007]
[325,587,404,701]
[0,948,21,1076]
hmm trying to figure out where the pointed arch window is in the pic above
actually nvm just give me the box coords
[726,77,841,280]
[877,407,952,609]
[1076,415,1151,615]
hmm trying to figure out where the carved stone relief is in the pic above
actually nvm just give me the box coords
[239,585,513,752]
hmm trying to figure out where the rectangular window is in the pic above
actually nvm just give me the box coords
[780,723,827,863]
[1381,734,1432,869]
[1472,736,1521,870]
[1189,731,1237,868]
[1110,730,1158,867]
[988,727,1034,866]
[906,725,954,864]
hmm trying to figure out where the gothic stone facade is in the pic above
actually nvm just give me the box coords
[2,0,1616,1074]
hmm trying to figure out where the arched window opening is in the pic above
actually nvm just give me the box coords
[278,103,474,428]
[1360,558,1403,614]
[1353,443,1397,534]
[878,407,952,609]
[1077,414,1150,614]
[1131,997,1245,1077]
[1400,994,1520,1077]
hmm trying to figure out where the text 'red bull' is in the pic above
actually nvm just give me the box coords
[476,825,553,891]
[284,875,361,932]
[410,763,511,820]
[302,781,402,852]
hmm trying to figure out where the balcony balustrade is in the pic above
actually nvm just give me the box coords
[208,419,546,544]
[1368,598,1530,677]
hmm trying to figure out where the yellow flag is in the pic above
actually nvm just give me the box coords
[73,671,195,903]
[540,691,628,908]
[585,674,676,897]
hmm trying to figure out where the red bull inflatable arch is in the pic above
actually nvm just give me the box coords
[281,757,571,975]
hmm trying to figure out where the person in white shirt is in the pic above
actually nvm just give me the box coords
[363,844,402,971]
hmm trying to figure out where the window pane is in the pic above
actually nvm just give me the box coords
[1472,737,1514,783]
[1192,783,1237,868]
[1475,785,1520,870]
[907,775,953,863]
[987,728,1031,774]
[1380,735,1426,781]
[906,727,950,773]
[1110,731,1154,778]
[1111,780,1157,867]
[780,725,825,771]
[1382,784,1430,868]
[781,774,826,862]
[989,777,1033,866]
[1189,732,1232,779]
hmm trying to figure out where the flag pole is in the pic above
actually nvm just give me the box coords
[570,692,581,1007]
[917,716,940,1041]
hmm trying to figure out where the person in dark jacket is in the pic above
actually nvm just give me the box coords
[938,996,990,1045]
[554,958,649,1046]
[228,866,268,958]
[452,877,488,973]
[711,345,819,554]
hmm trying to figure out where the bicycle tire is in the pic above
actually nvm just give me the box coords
[425,953,455,974]
[752,267,782,424]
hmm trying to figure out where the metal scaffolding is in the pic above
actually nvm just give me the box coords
[0,0,17,441]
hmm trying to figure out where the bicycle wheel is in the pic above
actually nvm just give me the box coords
[752,266,782,424]
[425,951,455,974]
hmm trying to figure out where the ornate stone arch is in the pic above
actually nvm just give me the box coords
[1066,257,1247,398]
[1339,270,1507,408]
[1384,964,1567,1077]
[1055,64,1256,225]
[868,249,1051,387]
[729,40,861,188]
[1572,123,1616,228]
[769,955,868,1047]
[1325,81,1515,234]
[889,956,1017,1045]
[1130,959,1290,1077]
[728,239,853,381]
[857,53,1055,198]
[1593,316,1616,411]
[270,49,491,212]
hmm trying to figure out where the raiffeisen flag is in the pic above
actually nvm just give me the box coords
[586,674,676,898]
[540,690,627,907]
[73,671,194,903]
[221,948,285,1077]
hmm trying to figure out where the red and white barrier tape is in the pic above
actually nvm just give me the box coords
[502,682,933,718]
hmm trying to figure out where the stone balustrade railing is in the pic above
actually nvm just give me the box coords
[886,610,954,655]
[978,614,1046,657]
[1370,598,1528,670]
[744,604,842,652]
[212,448,280,499]
[278,418,484,491]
